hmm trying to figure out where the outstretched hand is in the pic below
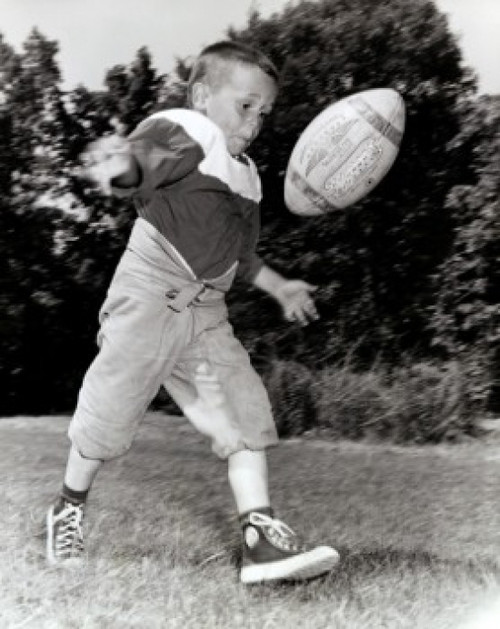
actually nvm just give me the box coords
[275,280,319,326]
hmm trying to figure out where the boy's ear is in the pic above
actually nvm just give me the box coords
[191,82,211,111]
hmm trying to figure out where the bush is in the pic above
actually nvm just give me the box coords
[263,359,316,437]
[312,359,482,443]
[387,361,480,443]
[311,362,395,440]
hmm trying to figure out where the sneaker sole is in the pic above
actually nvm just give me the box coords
[46,505,58,565]
[240,546,340,584]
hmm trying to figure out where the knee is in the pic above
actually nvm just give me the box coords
[68,418,135,462]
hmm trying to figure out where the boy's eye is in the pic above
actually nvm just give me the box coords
[239,102,271,117]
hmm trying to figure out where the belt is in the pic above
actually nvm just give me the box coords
[166,282,214,312]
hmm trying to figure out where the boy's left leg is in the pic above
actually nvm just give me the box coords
[228,448,339,584]
[166,322,339,583]
[228,448,270,514]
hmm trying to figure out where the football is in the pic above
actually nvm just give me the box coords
[284,88,406,216]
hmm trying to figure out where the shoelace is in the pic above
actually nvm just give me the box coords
[54,502,84,556]
[248,512,301,552]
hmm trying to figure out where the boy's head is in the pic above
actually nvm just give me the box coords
[187,41,279,156]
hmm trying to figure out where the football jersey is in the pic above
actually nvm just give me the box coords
[115,108,264,283]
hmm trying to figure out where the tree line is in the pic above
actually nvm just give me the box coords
[0,0,499,417]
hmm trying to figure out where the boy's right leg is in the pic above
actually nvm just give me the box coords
[46,446,102,566]
[64,443,103,492]
[45,296,191,567]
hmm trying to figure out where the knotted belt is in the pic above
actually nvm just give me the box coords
[165,281,215,312]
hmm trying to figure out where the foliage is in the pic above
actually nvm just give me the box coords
[0,29,83,413]
[0,32,159,413]
[262,359,316,435]
[228,0,478,367]
[1,0,500,426]
[105,46,161,133]
[429,95,500,408]
[256,356,482,443]
[387,360,481,442]
[312,360,392,440]
[312,358,481,443]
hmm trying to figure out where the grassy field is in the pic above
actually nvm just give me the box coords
[1,412,500,628]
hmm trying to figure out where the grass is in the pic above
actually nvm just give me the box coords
[1,412,500,628]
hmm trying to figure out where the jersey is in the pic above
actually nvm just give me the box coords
[113,108,264,283]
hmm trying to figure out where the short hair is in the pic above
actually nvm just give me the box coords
[187,40,279,105]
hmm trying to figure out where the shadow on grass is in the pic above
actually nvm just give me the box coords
[337,547,500,576]
[241,546,500,597]
[25,497,500,596]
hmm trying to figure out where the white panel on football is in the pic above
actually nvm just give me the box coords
[284,89,406,216]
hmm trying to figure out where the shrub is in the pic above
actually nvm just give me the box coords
[311,362,395,440]
[263,359,316,437]
[387,360,481,443]
[312,359,482,443]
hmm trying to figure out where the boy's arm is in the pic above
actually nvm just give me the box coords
[79,134,141,196]
[252,264,319,326]
[79,115,205,197]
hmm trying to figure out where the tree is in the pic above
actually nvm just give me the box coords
[156,57,190,110]
[1,38,176,413]
[429,95,500,408]
[105,46,161,133]
[0,29,120,413]
[0,29,74,413]
[0,2,487,413]
[225,0,478,368]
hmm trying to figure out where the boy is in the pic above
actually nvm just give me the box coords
[46,41,339,584]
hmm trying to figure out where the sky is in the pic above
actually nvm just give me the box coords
[0,0,498,94]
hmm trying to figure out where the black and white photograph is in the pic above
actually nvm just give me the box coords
[1,0,499,627]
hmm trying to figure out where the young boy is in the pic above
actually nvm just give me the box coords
[46,40,339,584]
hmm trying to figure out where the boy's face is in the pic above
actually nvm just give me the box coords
[193,62,278,156]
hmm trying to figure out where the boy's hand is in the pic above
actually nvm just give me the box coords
[252,265,319,326]
[275,280,319,326]
[77,134,136,195]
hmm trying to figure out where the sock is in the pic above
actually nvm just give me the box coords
[239,506,273,527]
[61,483,89,505]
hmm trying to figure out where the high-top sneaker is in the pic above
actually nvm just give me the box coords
[46,499,85,566]
[240,511,339,584]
